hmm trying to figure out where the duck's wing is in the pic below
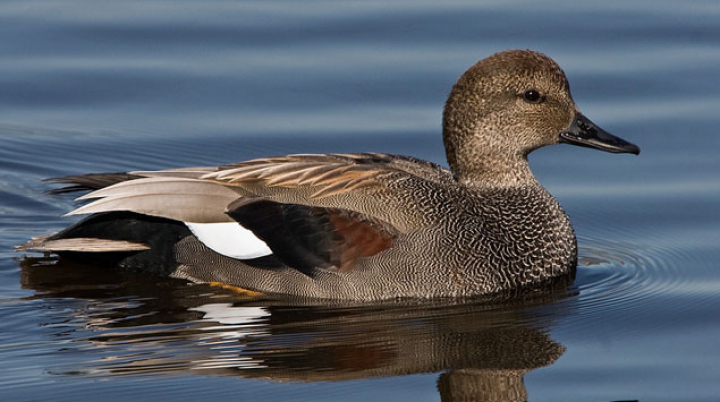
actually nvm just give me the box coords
[48,166,234,223]
[42,153,453,271]
[64,176,239,223]
[225,198,399,274]
[58,153,454,229]
[201,152,454,231]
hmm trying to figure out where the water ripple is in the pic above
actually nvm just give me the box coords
[567,236,711,334]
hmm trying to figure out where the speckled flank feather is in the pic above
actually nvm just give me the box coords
[20,49,640,300]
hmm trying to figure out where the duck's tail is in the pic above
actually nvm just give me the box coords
[44,172,143,195]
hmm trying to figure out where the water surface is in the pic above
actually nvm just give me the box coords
[2,1,720,401]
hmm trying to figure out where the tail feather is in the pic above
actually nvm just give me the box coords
[16,234,54,252]
[17,235,149,253]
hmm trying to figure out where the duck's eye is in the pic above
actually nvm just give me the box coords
[523,89,542,103]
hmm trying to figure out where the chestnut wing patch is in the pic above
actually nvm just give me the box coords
[226,198,398,274]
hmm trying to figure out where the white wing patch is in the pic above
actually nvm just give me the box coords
[185,222,272,259]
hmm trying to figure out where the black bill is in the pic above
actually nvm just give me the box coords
[559,112,640,155]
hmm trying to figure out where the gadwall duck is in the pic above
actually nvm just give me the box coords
[20,50,639,300]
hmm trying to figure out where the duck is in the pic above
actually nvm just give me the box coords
[19,50,640,300]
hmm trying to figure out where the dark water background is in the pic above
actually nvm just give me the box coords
[2,1,720,401]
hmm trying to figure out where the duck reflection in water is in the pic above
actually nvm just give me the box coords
[19,256,589,402]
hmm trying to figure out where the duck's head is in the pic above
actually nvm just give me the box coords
[442,49,639,186]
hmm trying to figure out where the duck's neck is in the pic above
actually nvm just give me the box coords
[444,128,538,189]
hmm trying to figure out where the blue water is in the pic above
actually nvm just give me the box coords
[2,1,720,401]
